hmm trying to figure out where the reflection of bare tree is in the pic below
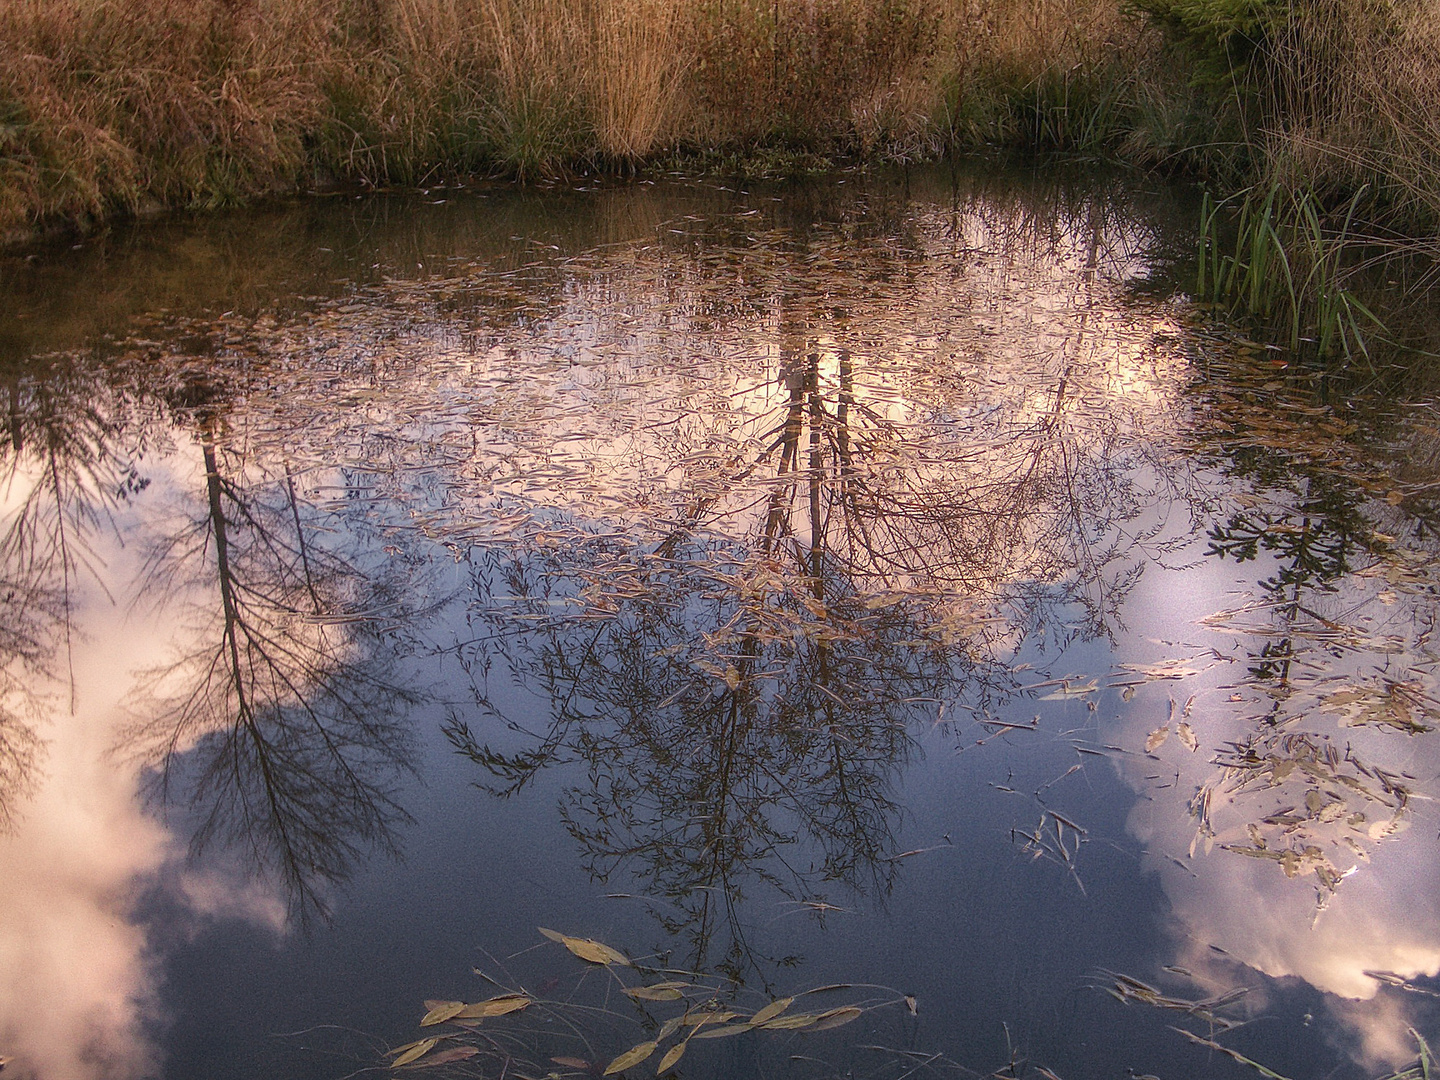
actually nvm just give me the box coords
[123,421,422,920]
[0,368,150,828]
[444,290,1184,976]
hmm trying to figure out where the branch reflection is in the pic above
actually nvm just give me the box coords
[122,415,424,921]
[446,286,1188,977]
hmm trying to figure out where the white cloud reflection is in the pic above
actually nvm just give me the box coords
[0,523,285,1080]
[1117,555,1440,1070]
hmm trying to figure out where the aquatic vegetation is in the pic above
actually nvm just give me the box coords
[1195,183,1387,362]
[389,926,952,1078]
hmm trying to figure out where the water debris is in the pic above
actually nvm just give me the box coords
[390,1037,440,1067]
[604,1040,658,1074]
[540,927,631,966]
[1168,1027,1293,1080]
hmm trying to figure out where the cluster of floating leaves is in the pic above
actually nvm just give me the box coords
[386,928,928,1079]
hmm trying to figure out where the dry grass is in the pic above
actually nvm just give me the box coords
[0,0,330,235]
[1263,0,1440,226]
[4,0,1440,239]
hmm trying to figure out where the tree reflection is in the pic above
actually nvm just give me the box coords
[445,289,1186,976]
[1191,392,1437,907]
[122,416,423,921]
[0,366,150,828]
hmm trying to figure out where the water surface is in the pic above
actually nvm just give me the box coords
[1,166,1439,1080]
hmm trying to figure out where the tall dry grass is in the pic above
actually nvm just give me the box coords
[1262,0,1440,227]
[5,0,1440,242]
[0,0,331,235]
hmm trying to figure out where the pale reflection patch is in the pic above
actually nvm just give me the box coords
[1118,548,1440,1069]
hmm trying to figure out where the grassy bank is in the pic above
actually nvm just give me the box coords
[3,0,1440,247]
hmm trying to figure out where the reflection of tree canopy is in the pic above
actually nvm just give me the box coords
[122,418,423,920]
[445,283,1194,975]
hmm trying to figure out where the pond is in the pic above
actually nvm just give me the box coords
[1,164,1438,1080]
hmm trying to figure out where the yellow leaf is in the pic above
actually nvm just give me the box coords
[391,1037,439,1067]
[656,1040,688,1073]
[759,1013,820,1030]
[1145,726,1170,753]
[540,928,630,966]
[420,1002,466,1027]
[750,997,793,1025]
[604,1041,658,1075]
[809,1006,863,1030]
[455,994,531,1018]
[625,985,684,1002]
[690,1023,754,1039]
[1177,722,1198,752]
[407,1046,479,1068]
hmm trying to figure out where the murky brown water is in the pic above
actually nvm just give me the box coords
[1,166,1438,1080]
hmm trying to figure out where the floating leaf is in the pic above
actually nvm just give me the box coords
[656,1040,688,1073]
[455,994,531,1018]
[809,1006,863,1031]
[625,985,684,1002]
[1039,681,1098,700]
[540,928,630,966]
[405,1046,480,1068]
[605,1040,658,1074]
[1146,726,1170,752]
[691,1023,754,1039]
[392,1037,439,1067]
[750,997,794,1025]
[1177,722,1198,752]
[655,1015,688,1043]
[420,1002,466,1027]
[759,1013,820,1030]
[552,1057,592,1070]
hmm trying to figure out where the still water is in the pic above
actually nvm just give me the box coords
[1,166,1438,1080]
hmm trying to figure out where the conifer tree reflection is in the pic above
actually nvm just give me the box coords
[125,416,421,921]
[1192,415,1434,903]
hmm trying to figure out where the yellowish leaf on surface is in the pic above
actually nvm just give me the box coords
[455,994,531,1018]
[750,997,794,1025]
[419,1002,466,1027]
[605,1041,658,1075]
[809,1006,864,1030]
[625,985,684,1001]
[391,1037,439,1067]
[656,1040,688,1073]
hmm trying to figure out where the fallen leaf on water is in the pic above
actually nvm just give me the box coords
[455,994,531,1018]
[809,1006,864,1031]
[539,927,630,966]
[404,1046,480,1068]
[625,985,684,1002]
[419,1002,466,1027]
[656,1041,688,1073]
[605,1041,658,1075]
[1177,723,1198,752]
[1146,726,1170,752]
[690,1023,754,1039]
[391,1038,439,1068]
[750,997,794,1025]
